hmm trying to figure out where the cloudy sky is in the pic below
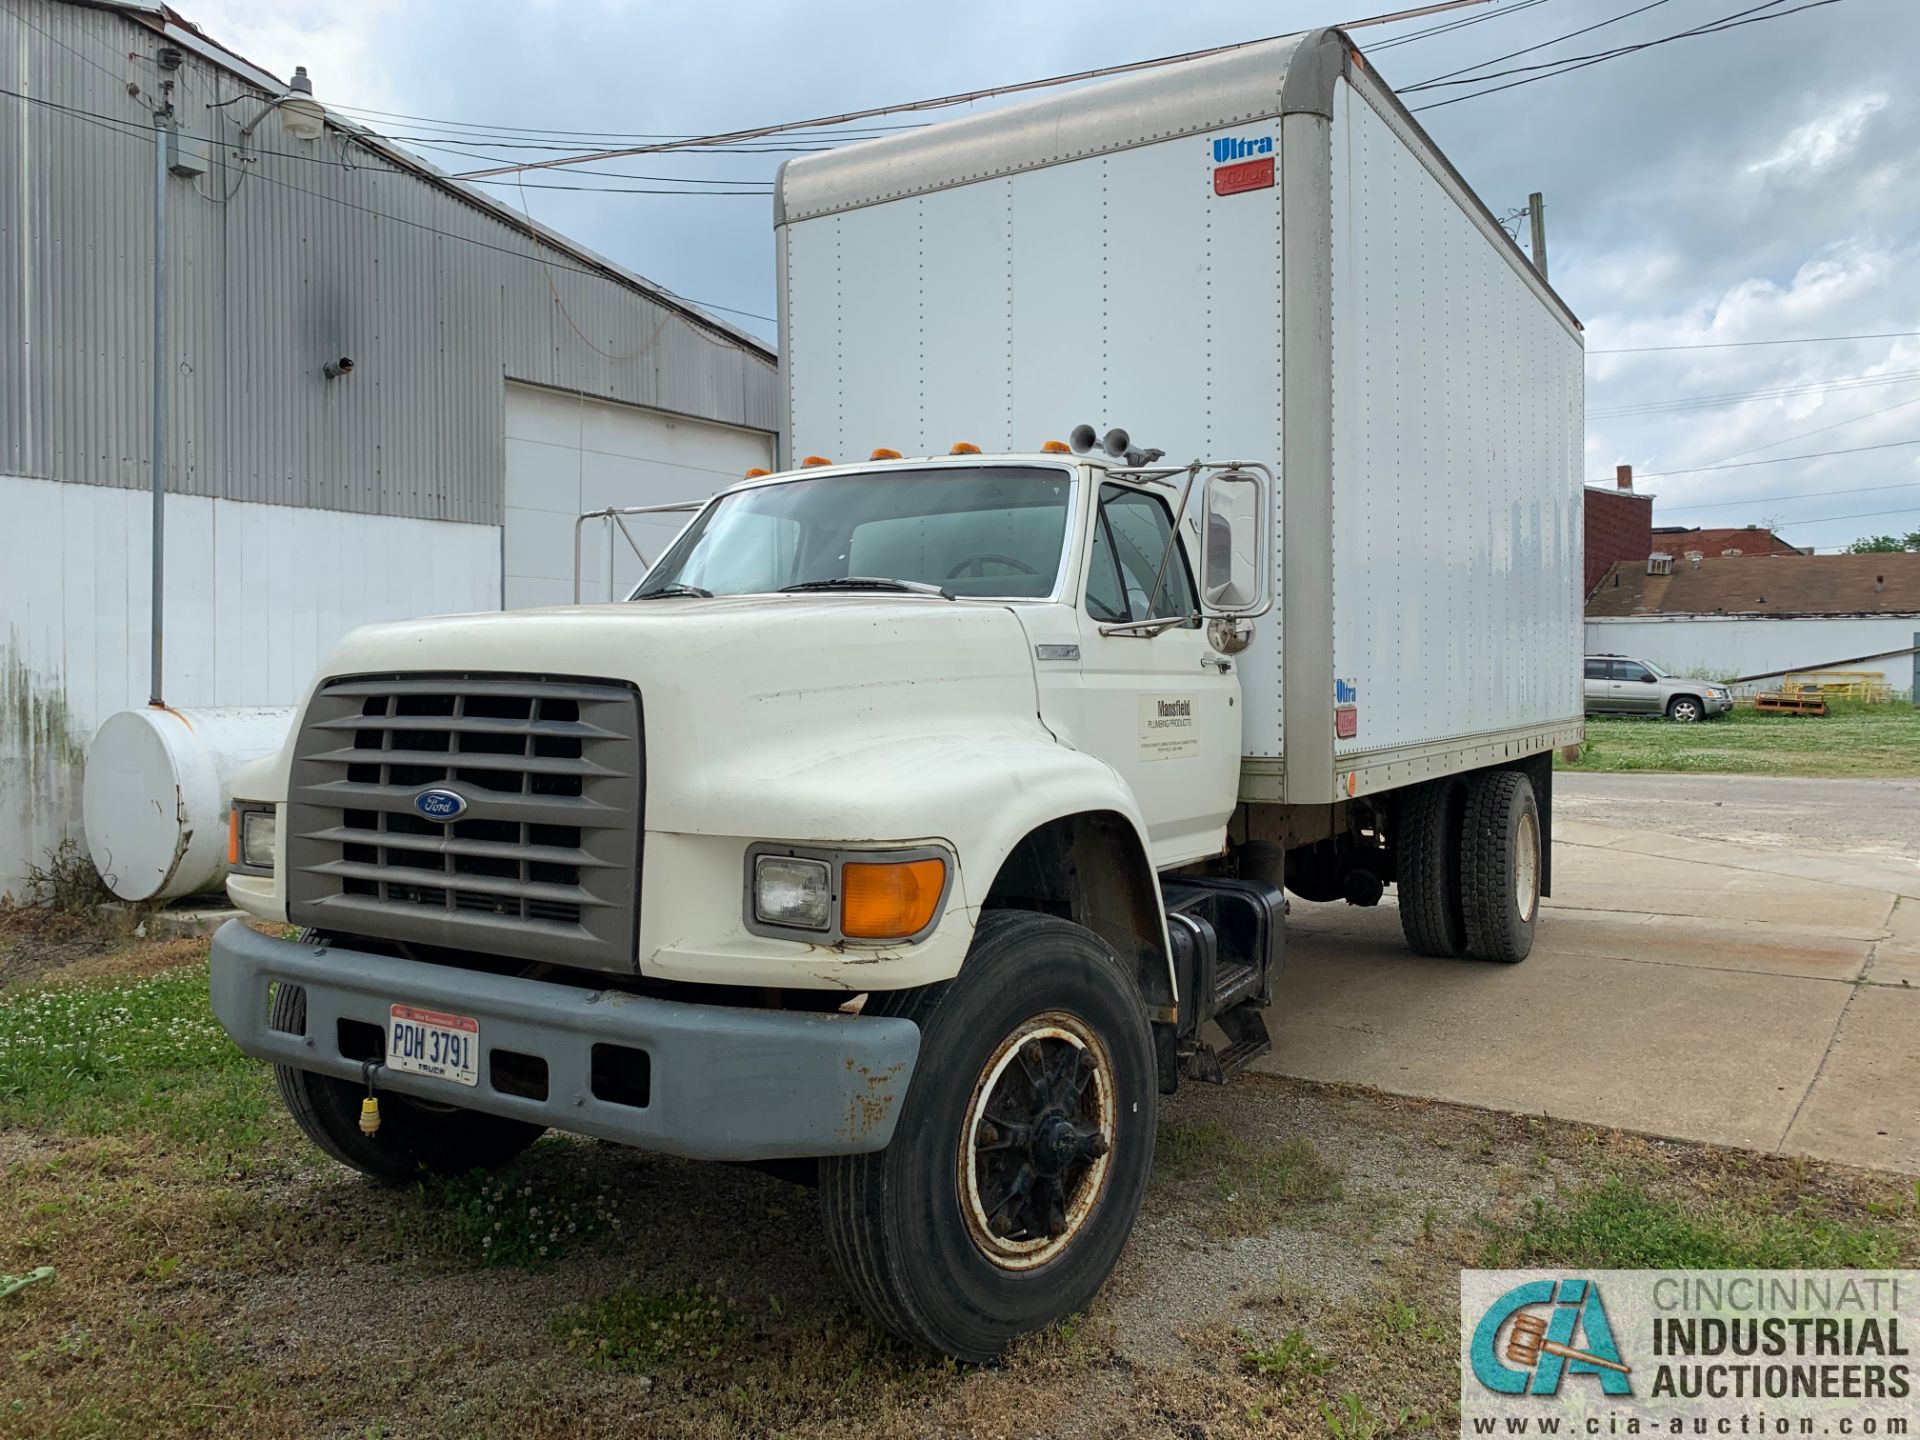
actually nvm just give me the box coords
[184,0,1920,551]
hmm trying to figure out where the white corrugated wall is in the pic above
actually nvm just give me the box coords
[1585,616,1920,693]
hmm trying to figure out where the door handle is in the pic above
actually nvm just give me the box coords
[1202,655,1232,674]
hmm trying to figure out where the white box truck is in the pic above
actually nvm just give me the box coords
[207,27,1582,1361]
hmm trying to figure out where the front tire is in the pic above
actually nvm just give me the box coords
[1460,771,1541,964]
[1668,696,1704,723]
[271,982,545,1183]
[819,911,1157,1361]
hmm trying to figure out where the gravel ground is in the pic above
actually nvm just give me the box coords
[1556,772,1920,858]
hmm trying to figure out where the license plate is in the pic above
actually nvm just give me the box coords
[386,1004,480,1087]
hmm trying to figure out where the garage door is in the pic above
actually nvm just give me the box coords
[502,383,775,609]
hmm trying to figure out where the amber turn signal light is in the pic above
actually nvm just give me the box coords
[840,858,946,940]
[226,807,240,866]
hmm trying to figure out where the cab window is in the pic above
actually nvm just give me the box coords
[1583,659,1608,680]
[1085,484,1197,624]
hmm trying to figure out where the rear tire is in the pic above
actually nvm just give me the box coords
[271,982,545,1184]
[1396,778,1469,958]
[1460,771,1540,964]
[819,911,1157,1361]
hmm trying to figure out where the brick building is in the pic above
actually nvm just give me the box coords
[1583,465,1653,596]
[1651,524,1805,559]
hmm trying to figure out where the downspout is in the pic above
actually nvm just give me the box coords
[150,87,173,708]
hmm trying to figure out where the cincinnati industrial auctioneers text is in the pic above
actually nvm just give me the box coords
[1650,1276,1909,1403]
[1462,1271,1918,1436]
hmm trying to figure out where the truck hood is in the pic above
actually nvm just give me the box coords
[297,596,1051,838]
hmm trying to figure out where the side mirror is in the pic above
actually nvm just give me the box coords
[1198,468,1268,615]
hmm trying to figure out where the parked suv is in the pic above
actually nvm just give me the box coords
[1583,655,1732,722]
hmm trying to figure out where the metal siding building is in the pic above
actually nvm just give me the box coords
[0,0,779,892]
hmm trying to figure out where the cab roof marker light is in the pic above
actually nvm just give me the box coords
[801,455,834,468]
[744,467,771,478]
[870,447,903,460]
[1040,440,1071,454]
[950,442,981,455]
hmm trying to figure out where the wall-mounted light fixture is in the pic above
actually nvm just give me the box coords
[238,65,326,150]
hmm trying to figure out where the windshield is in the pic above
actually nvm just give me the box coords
[1641,659,1671,678]
[633,466,1073,599]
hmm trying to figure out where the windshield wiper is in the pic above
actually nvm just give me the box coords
[778,576,956,601]
[633,583,713,600]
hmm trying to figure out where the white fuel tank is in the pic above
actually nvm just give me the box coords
[82,706,295,902]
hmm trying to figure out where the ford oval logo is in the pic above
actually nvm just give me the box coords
[414,788,468,822]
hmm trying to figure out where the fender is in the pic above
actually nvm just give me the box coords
[638,730,1175,996]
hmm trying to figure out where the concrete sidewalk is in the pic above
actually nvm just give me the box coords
[1258,819,1920,1174]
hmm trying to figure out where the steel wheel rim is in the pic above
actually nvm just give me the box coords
[1515,809,1540,923]
[958,1011,1117,1272]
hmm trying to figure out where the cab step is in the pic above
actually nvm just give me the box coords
[1181,1003,1272,1084]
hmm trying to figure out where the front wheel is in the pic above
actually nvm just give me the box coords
[819,911,1157,1361]
[1668,696,1704,723]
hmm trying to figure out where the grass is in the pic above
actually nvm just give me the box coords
[556,1283,744,1370]
[1241,1327,1334,1389]
[1559,701,1920,777]
[403,1157,628,1268]
[3,922,1919,1439]
[0,960,271,1158]
[1153,1119,1343,1238]
[1478,1175,1916,1269]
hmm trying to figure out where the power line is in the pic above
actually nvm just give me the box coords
[1659,478,1920,513]
[1409,0,1844,113]
[1401,0,1672,90]
[1630,438,1920,479]
[1367,0,1555,50]
[1589,329,1920,354]
[2,86,776,198]
[1407,0,1767,90]
[1766,504,1920,531]
[452,0,1519,179]
[1659,394,1920,475]
[1590,369,1920,419]
[2,84,780,333]
[320,101,927,142]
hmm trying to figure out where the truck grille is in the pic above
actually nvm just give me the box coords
[285,675,643,971]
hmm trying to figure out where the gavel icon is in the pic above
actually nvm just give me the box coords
[1505,1313,1632,1375]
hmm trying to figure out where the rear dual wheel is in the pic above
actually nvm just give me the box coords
[820,911,1157,1361]
[1397,771,1540,964]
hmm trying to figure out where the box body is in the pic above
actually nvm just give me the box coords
[777,29,1583,804]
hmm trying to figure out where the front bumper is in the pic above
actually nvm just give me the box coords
[207,921,920,1161]
[1706,693,1734,715]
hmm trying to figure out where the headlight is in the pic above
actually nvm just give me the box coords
[753,854,832,931]
[228,804,277,874]
[747,846,950,941]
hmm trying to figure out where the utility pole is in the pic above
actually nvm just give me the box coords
[1527,191,1547,282]
[149,70,175,708]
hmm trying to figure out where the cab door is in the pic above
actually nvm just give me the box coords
[1041,481,1240,868]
